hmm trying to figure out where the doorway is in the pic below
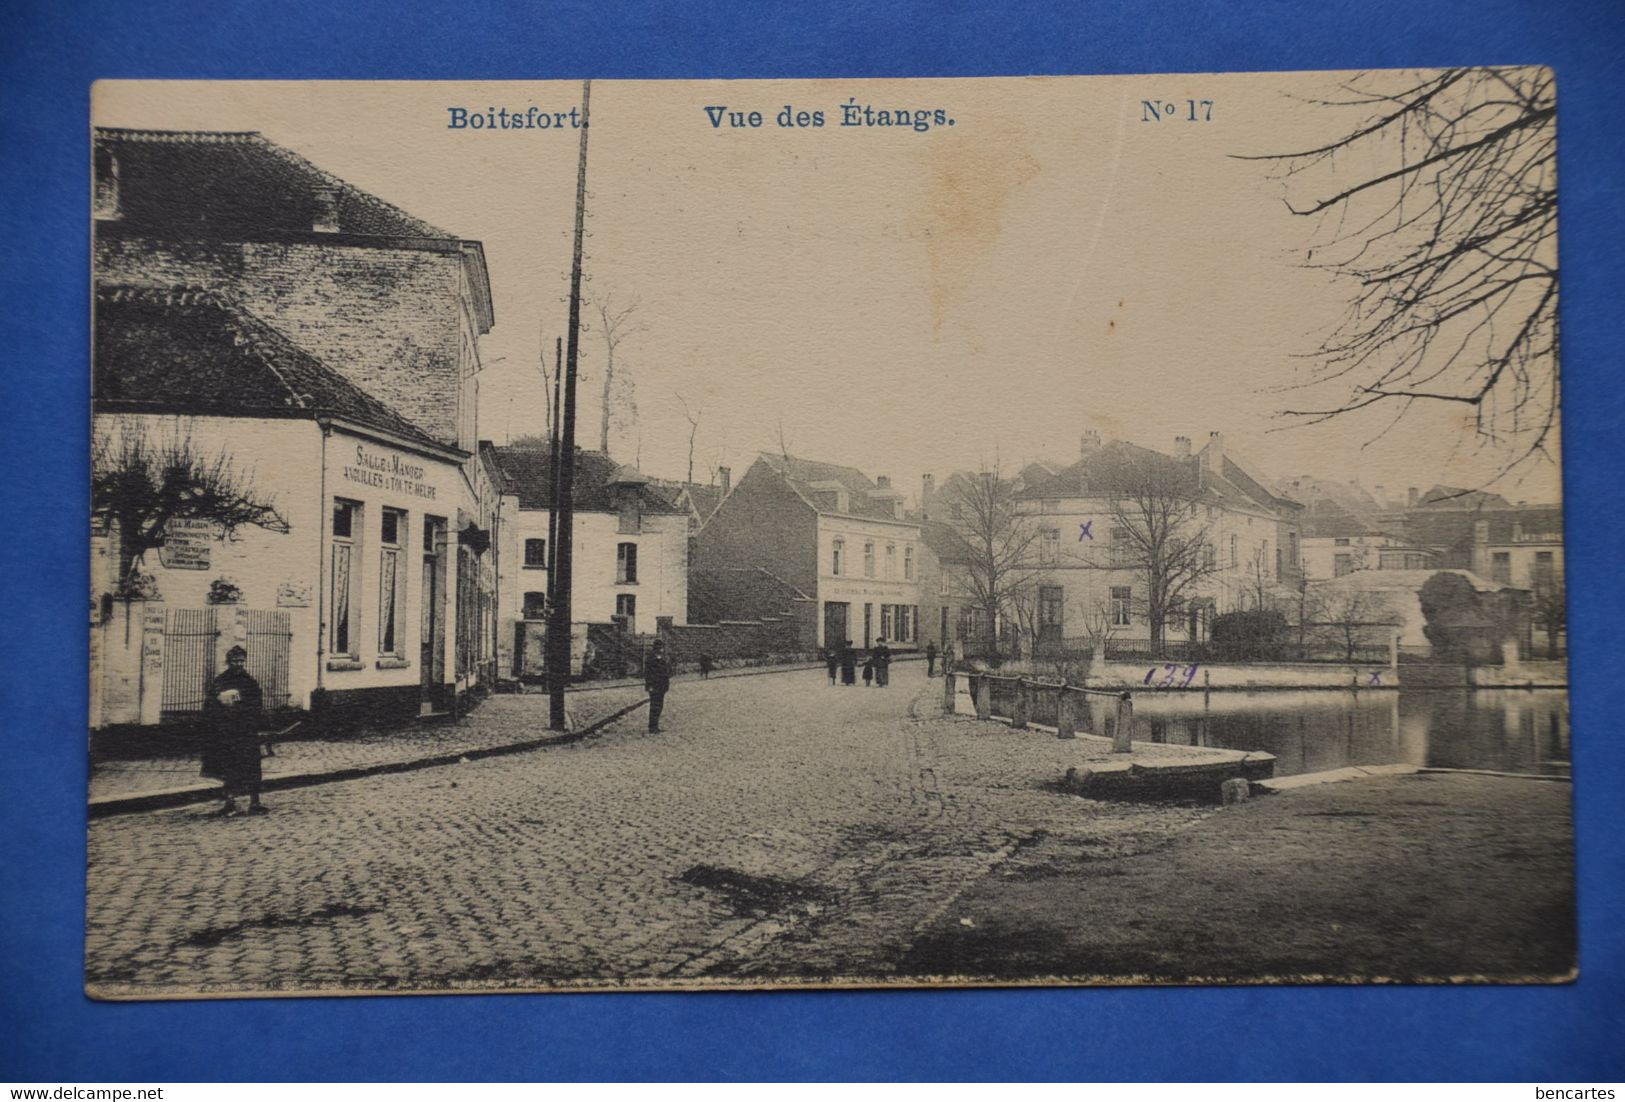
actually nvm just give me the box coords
[823,601,849,650]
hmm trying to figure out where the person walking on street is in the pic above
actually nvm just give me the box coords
[873,637,892,687]
[698,652,714,679]
[925,640,938,677]
[645,639,672,732]
[840,640,857,686]
[201,645,267,815]
[825,647,839,685]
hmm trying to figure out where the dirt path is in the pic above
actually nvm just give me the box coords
[902,772,1576,984]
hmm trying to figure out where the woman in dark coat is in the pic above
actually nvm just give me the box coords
[824,647,839,685]
[839,641,857,686]
[201,645,267,815]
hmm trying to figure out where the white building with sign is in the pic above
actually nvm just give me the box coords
[92,285,494,727]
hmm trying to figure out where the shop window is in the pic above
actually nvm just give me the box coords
[330,499,361,657]
[378,508,406,656]
[524,538,546,568]
[616,542,638,584]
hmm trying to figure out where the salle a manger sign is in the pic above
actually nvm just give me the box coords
[341,442,441,502]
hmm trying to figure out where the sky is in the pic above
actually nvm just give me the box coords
[93,74,1563,508]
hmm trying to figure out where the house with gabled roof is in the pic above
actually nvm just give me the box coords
[482,441,690,679]
[692,454,923,651]
[1007,431,1304,652]
[92,128,499,727]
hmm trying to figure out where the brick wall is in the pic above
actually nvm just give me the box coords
[97,232,468,446]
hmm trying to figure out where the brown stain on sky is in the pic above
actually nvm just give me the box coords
[919,128,1041,335]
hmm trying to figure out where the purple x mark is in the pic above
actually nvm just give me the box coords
[1078,521,1093,541]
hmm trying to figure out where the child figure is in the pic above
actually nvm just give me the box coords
[861,656,875,687]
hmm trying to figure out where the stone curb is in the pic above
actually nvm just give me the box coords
[1254,763,1571,793]
[88,697,650,819]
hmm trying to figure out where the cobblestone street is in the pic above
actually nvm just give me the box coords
[86,667,1211,996]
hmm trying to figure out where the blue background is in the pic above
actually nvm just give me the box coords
[3,0,1622,1082]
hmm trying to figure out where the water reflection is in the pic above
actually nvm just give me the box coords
[1071,689,1570,778]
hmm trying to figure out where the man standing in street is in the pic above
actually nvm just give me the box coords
[873,637,891,687]
[201,644,267,815]
[645,638,672,733]
[925,640,938,677]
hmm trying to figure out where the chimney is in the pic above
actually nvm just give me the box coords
[875,475,891,490]
[718,466,732,496]
[312,186,341,233]
[921,473,935,516]
[1407,486,1419,507]
[1173,435,1192,459]
[1204,431,1224,474]
[1080,430,1102,455]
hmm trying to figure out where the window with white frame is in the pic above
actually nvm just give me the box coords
[904,545,914,581]
[864,542,875,578]
[1041,527,1060,565]
[880,605,894,640]
[1110,585,1132,626]
[885,543,896,579]
[616,542,638,584]
[330,500,361,657]
[832,538,844,576]
[1109,526,1132,566]
[378,508,406,656]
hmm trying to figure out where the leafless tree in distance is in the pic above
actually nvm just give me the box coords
[942,462,1043,660]
[1243,68,1558,474]
[675,392,702,485]
[1100,458,1219,656]
[590,291,642,456]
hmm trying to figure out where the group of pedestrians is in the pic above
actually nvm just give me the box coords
[825,638,895,687]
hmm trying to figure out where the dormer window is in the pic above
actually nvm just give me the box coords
[94,147,120,220]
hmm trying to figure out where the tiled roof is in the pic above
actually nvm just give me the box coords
[486,443,684,514]
[757,453,906,522]
[93,284,446,450]
[95,128,456,240]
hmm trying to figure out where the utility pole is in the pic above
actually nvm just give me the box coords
[547,79,591,731]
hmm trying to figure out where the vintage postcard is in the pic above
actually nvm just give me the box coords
[87,71,1571,998]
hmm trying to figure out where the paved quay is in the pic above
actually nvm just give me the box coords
[86,666,1221,997]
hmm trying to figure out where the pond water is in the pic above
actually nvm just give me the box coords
[1068,689,1570,778]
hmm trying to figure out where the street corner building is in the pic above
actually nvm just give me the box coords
[90,128,501,730]
[692,453,923,654]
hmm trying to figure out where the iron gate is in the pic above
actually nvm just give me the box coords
[244,609,293,709]
[160,608,294,719]
[161,608,219,716]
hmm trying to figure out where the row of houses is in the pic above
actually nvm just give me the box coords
[91,127,1566,730]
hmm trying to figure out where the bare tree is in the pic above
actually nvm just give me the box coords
[1313,586,1394,661]
[675,392,702,485]
[92,423,289,592]
[590,292,642,456]
[1101,459,1218,656]
[1243,68,1558,470]
[940,463,1043,660]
